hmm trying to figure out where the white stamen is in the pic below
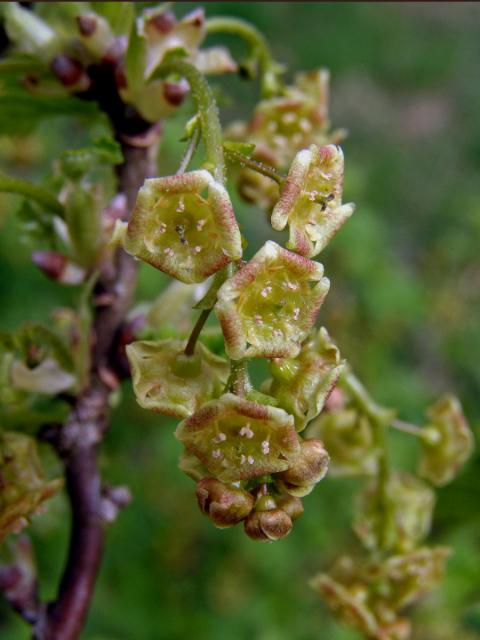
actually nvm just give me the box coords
[247,455,255,465]
[194,245,202,253]
[273,329,282,338]
[261,440,270,455]
[196,219,206,230]
[261,286,272,298]
[164,247,174,256]
[239,425,254,439]
[212,432,226,443]
[176,198,185,213]
[159,222,167,233]
[240,454,246,465]
[293,308,300,320]
[254,314,263,325]
[212,449,222,459]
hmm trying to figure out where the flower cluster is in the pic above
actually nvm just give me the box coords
[311,547,450,640]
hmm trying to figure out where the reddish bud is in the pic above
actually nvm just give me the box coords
[31,251,85,285]
[163,80,189,107]
[76,14,97,37]
[244,508,292,541]
[147,10,177,34]
[50,55,85,87]
[196,478,254,528]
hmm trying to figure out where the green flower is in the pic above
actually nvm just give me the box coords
[265,327,344,431]
[419,394,474,486]
[0,431,63,545]
[124,170,242,284]
[216,241,329,359]
[271,144,354,258]
[309,408,379,477]
[354,472,435,553]
[229,69,340,169]
[126,339,229,418]
[175,393,300,482]
[311,548,449,640]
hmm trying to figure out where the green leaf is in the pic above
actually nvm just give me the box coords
[125,15,146,94]
[60,135,123,178]
[93,1,135,35]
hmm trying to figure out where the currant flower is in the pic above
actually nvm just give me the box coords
[0,431,63,544]
[126,339,229,418]
[124,170,242,284]
[215,241,330,359]
[229,69,339,170]
[309,408,379,477]
[373,546,451,610]
[271,144,354,258]
[354,472,435,553]
[419,394,474,487]
[175,393,300,483]
[265,327,345,431]
[311,558,392,640]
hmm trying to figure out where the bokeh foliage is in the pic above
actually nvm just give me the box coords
[1,3,479,638]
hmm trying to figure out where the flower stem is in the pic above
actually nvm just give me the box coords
[176,125,201,176]
[206,16,284,97]
[0,171,64,217]
[184,309,211,357]
[224,148,285,185]
[153,59,225,183]
[341,367,394,552]
[391,419,441,445]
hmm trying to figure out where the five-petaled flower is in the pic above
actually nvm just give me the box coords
[124,170,242,284]
[175,393,300,482]
[126,338,229,418]
[215,241,330,359]
[272,144,354,258]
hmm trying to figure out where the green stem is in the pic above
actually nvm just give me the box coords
[227,358,252,397]
[153,59,225,183]
[206,16,283,97]
[0,171,64,217]
[341,367,394,552]
[176,125,201,176]
[224,148,285,186]
[392,418,441,445]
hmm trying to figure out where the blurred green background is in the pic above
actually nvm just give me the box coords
[1,2,480,639]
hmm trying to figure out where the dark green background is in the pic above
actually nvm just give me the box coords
[1,3,479,639]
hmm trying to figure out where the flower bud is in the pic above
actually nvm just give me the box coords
[76,13,115,59]
[275,494,304,521]
[244,508,292,542]
[31,251,85,285]
[50,55,89,90]
[216,241,329,360]
[278,439,329,487]
[196,478,254,528]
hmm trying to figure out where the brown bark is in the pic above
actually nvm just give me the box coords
[32,137,159,640]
